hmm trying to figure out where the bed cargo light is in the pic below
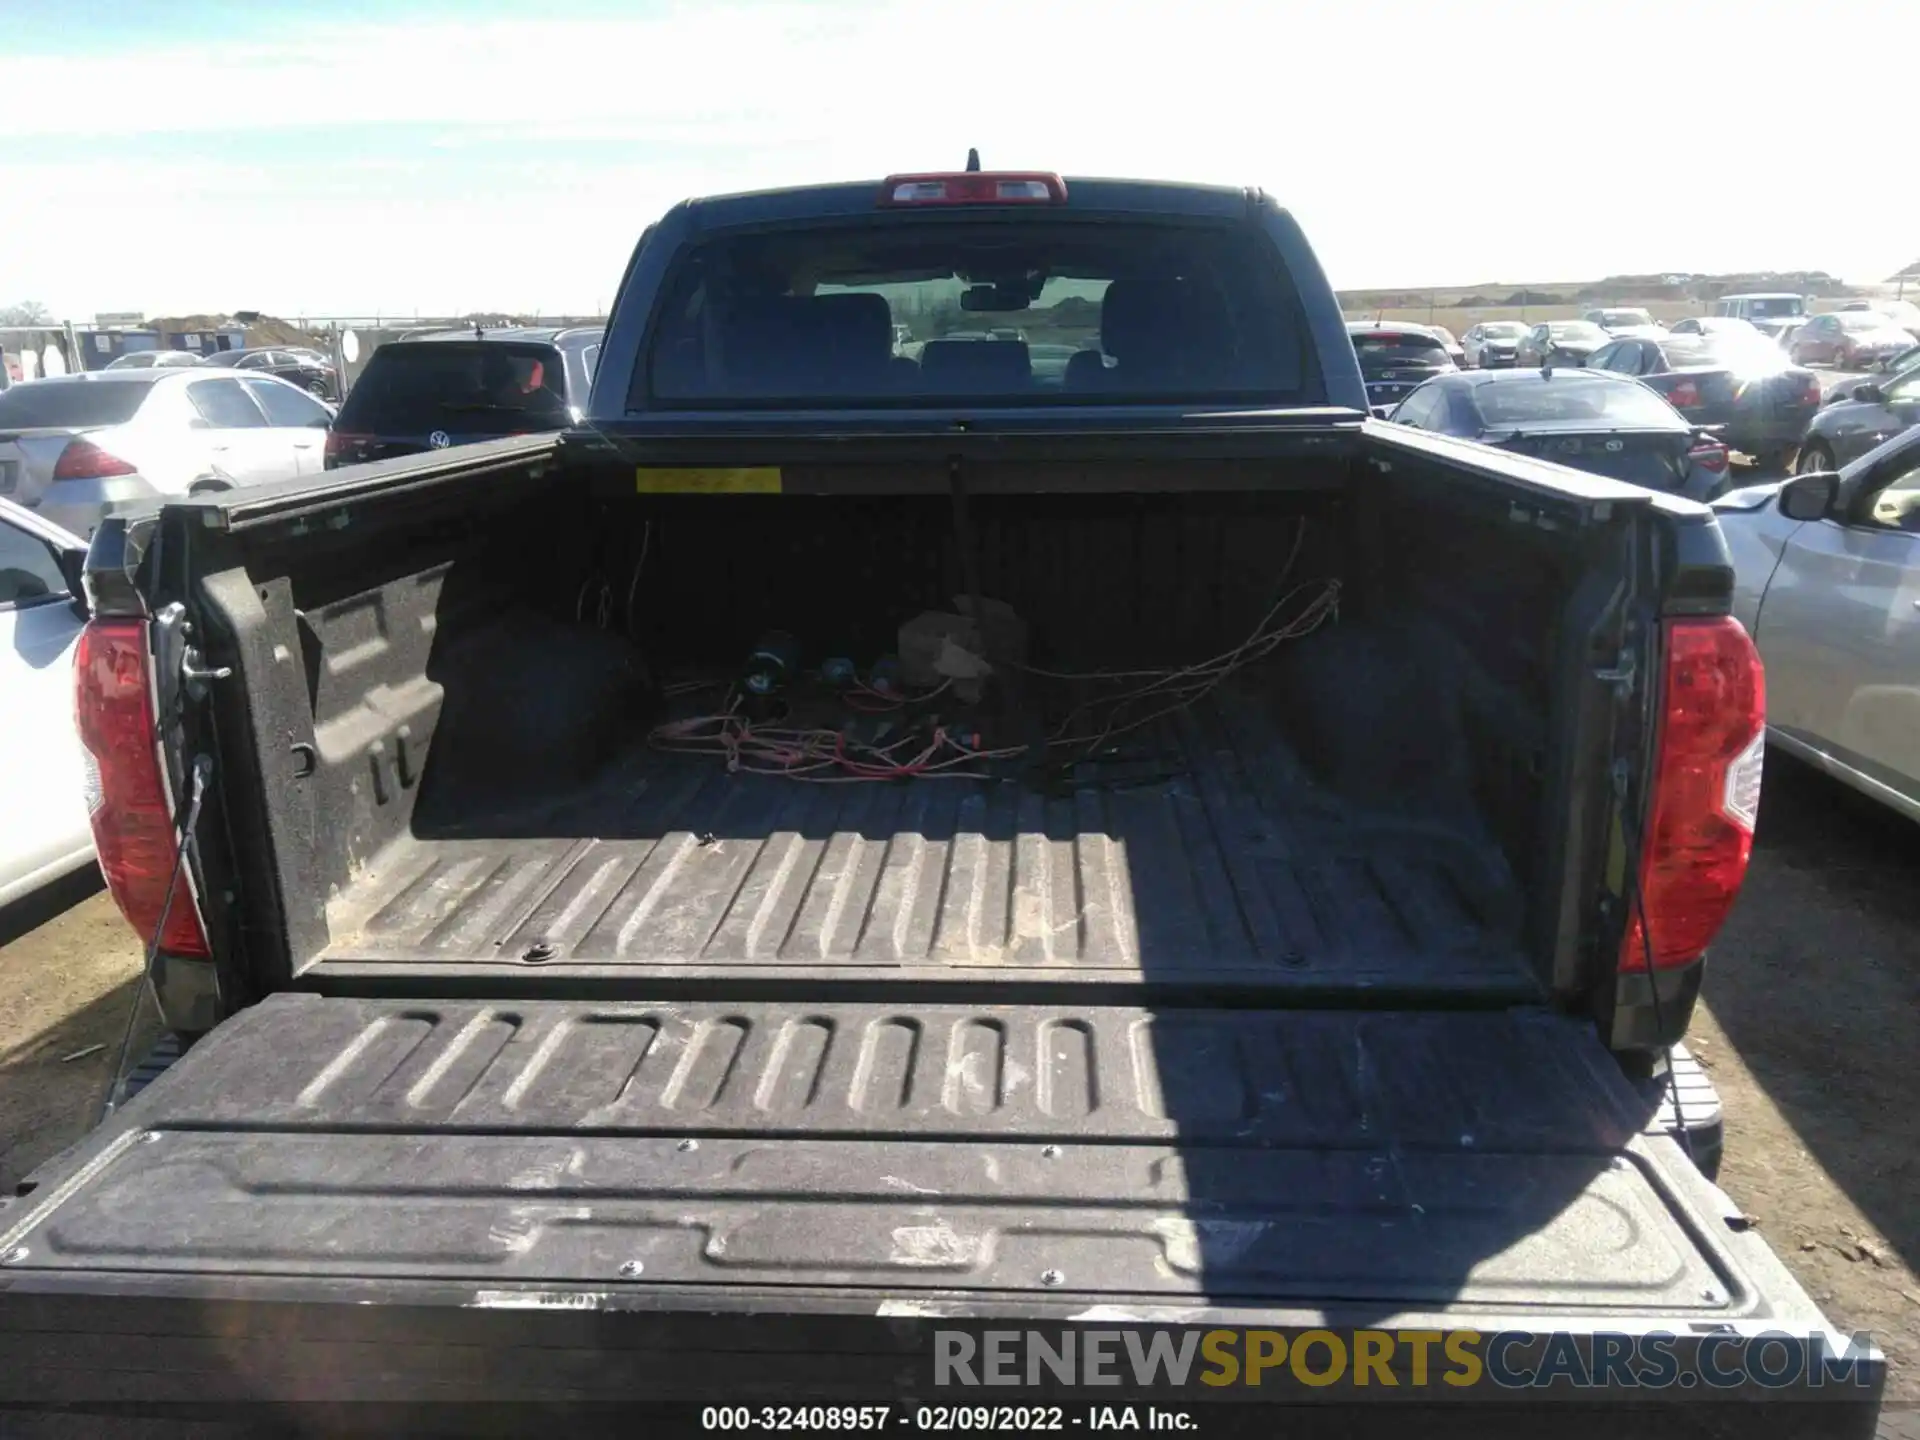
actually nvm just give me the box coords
[879,172,1067,206]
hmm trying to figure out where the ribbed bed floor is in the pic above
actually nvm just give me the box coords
[316,692,1535,993]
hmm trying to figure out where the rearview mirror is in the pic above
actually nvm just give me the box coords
[1851,383,1884,405]
[959,284,1031,313]
[1779,471,1838,521]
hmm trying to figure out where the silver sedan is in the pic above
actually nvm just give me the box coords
[0,369,335,537]
[104,350,204,370]
[1717,426,1920,824]
[1796,362,1920,473]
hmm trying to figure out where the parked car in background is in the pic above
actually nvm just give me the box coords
[1588,329,1823,470]
[198,346,340,400]
[1343,323,1456,416]
[104,350,204,370]
[1717,426,1920,824]
[1026,342,1084,386]
[1839,297,1920,340]
[1796,364,1920,473]
[1582,307,1666,338]
[1826,349,1920,404]
[1460,320,1529,368]
[1514,319,1609,367]
[1712,292,1806,344]
[1424,324,1466,366]
[1387,367,1729,499]
[1879,342,1920,375]
[323,326,601,468]
[0,497,94,911]
[1789,311,1914,370]
[1669,316,1764,340]
[0,370,332,536]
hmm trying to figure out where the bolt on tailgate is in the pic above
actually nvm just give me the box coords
[0,994,1821,1323]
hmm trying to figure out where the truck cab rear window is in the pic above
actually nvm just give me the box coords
[641,220,1320,408]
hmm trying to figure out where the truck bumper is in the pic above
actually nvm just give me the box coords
[1632,1039,1725,1179]
[1609,956,1705,1052]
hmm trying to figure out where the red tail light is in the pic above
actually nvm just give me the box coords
[1687,437,1729,474]
[53,438,137,481]
[324,430,370,463]
[1621,617,1765,972]
[1797,374,1823,407]
[879,171,1067,206]
[73,619,210,957]
[1666,378,1702,408]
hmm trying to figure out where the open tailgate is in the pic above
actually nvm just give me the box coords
[0,995,1881,1426]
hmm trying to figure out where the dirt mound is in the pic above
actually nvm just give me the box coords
[150,313,321,348]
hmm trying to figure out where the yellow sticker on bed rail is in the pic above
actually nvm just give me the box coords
[634,467,782,494]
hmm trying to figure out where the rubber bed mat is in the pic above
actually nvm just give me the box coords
[316,694,1534,995]
[0,994,1784,1317]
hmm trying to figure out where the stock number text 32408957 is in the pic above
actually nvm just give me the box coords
[701,1406,1080,1432]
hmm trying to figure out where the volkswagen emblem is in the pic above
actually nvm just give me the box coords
[428,430,452,449]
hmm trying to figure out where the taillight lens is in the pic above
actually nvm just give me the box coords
[323,431,368,463]
[1686,438,1730,474]
[1620,617,1765,972]
[53,438,137,481]
[1798,375,1823,407]
[73,619,210,957]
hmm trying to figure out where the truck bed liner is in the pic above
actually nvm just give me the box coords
[316,694,1533,995]
[0,996,1772,1308]
[0,993,1860,1416]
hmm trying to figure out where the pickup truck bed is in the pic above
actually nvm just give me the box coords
[318,688,1534,995]
[198,466,1565,1009]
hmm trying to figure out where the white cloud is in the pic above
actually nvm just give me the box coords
[3,0,1916,315]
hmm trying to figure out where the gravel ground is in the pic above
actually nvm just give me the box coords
[0,728,1912,1430]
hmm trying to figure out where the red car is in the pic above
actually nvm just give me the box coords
[1789,311,1913,370]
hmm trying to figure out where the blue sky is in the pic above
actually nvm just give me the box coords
[4,0,1915,319]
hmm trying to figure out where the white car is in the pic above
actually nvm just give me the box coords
[104,350,204,370]
[0,369,335,538]
[1840,296,1920,342]
[1460,321,1530,368]
[1715,426,1920,824]
[1583,306,1668,339]
[0,499,94,910]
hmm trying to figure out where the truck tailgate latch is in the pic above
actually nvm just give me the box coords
[181,644,233,699]
[1593,647,1636,688]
